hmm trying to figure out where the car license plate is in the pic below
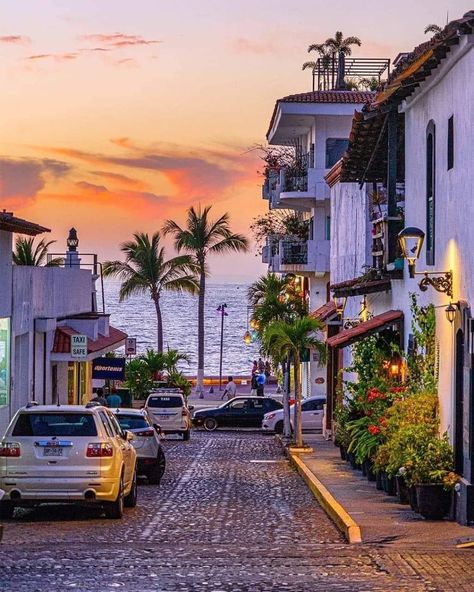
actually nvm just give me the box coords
[44,447,63,457]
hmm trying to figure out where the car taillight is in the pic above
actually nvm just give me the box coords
[86,443,113,457]
[0,442,21,457]
[135,429,154,437]
[182,409,188,417]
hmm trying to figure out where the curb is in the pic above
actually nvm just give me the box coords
[287,451,362,544]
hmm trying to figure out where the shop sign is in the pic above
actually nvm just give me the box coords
[0,318,10,407]
[71,335,88,358]
[92,357,126,380]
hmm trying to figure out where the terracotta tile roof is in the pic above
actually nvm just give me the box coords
[339,11,474,184]
[324,159,344,188]
[310,301,337,323]
[278,90,375,104]
[0,211,50,236]
[331,277,392,298]
[52,325,127,355]
[267,90,374,139]
[327,310,403,348]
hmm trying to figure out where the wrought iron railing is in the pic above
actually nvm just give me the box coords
[284,153,309,192]
[281,240,308,265]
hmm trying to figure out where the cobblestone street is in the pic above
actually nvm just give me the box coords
[0,432,473,591]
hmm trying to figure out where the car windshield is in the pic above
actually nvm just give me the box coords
[12,413,97,437]
[116,414,149,431]
[147,396,183,408]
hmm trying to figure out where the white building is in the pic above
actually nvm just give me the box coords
[262,90,374,396]
[0,212,126,435]
[325,11,474,524]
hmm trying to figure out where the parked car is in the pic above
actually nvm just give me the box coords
[193,396,283,431]
[262,396,326,434]
[113,408,166,485]
[0,403,137,520]
[144,389,193,440]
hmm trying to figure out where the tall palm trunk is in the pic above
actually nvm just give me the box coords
[293,351,303,447]
[283,354,291,439]
[196,270,206,393]
[154,297,164,354]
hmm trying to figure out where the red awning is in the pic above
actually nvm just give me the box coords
[52,326,127,355]
[310,301,337,323]
[326,310,403,348]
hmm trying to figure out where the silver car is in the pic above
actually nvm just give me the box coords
[113,409,166,485]
[144,389,193,440]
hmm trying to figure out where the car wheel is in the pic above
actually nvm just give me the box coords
[148,449,166,485]
[124,468,138,508]
[274,421,284,435]
[0,501,15,519]
[204,417,218,432]
[182,429,191,441]
[105,473,124,519]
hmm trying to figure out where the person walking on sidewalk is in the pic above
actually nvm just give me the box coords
[221,376,237,400]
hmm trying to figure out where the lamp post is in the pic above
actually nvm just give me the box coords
[217,303,228,391]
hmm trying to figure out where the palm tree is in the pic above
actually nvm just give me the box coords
[248,273,289,308]
[303,43,333,90]
[424,24,442,35]
[13,237,63,266]
[103,232,199,353]
[324,31,361,90]
[263,316,325,447]
[161,348,191,374]
[163,206,249,394]
[324,31,362,56]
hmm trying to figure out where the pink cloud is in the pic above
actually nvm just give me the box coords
[26,53,78,62]
[79,33,161,48]
[0,35,31,45]
[232,37,276,55]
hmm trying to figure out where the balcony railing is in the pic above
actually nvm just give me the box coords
[283,153,309,192]
[281,240,308,265]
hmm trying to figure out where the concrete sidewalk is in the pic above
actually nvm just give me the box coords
[289,434,474,549]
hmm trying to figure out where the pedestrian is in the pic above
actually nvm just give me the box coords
[91,388,107,406]
[258,357,265,373]
[250,372,258,396]
[251,360,258,375]
[221,376,237,400]
[264,361,271,380]
[256,374,265,397]
[106,387,122,409]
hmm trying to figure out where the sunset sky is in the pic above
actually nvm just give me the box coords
[1,0,470,280]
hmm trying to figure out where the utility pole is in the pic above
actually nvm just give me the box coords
[217,303,228,391]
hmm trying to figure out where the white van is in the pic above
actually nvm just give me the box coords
[144,390,192,440]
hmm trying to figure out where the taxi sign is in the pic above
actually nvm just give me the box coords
[71,334,88,358]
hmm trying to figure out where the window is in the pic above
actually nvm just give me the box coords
[426,121,436,266]
[325,217,331,241]
[302,399,326,412]
[325,138,349,169]
[229,399,246,409]
[447,115,454,170]
[98,410,115,437]
[115,414,149,431]
[147,395,183,408]
[12,413,97,437]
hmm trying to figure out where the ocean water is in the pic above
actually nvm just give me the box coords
[103,281,261,376]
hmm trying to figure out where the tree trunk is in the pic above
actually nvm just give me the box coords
[294,352,303,448]
[154,297,163,354]
[283,355,291,439]
[196,270,206,394]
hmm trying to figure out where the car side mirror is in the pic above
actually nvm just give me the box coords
[188,405,194,411]
[124,430,134,442]
[153,423,162,435]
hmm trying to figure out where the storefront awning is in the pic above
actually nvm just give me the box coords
[310,301,337,323]
[52,325,127,357]
[326,310,403,348]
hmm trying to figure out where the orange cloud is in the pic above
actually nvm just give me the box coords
[90,170,147,189]
[26,52,78,62]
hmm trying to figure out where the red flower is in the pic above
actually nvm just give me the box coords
[368,425,381,435]
[379,417,388,427]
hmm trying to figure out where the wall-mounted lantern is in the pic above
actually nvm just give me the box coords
[67,227,79,251]
[398,226,453,298]
[333,295,347,317]
[445,302,459,324]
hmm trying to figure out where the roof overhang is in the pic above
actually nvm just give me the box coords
[327,310,403,348]
[331,277,391,298]
[0,211,50,236]
[310,301,338,323]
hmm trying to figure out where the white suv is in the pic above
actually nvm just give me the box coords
[0,404,137,519]
[144,390,192,440]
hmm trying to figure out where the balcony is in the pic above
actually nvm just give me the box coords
[278,238,330,276]
[278,167,329,210]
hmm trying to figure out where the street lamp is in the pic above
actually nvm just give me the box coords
[398,226,453,298]
[445,302,458,324]
[333,294,347,318]
[67,227,79,251]
[217,303,228,390]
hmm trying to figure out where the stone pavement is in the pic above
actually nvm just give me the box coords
[0,432,473,591]
[298,434,474,548]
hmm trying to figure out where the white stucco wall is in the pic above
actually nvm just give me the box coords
[0,231,13,318]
